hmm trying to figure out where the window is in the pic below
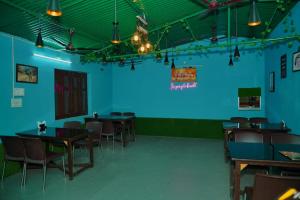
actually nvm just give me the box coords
[55,69,87,119]
[238,87,261,111]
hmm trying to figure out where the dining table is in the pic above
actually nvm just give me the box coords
[85,115,135,147]
[228,142,300,200]
[17,127,93,180]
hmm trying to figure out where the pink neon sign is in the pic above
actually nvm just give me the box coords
[170,82,197,91]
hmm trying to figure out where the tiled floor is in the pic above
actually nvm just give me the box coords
[0,136,238,200]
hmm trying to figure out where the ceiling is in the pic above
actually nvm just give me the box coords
[0,0,297,56]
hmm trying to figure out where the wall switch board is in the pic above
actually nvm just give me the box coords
[11,98,22,108]
[13,88,25,96]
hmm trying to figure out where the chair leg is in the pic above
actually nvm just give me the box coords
[21,162,26,187]
[23,162,27,187]
[1,160,6,184]
[42,164,46,191]
[62,157,66,178]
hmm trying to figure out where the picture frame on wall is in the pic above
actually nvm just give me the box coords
[292,51,300,72]
[16,64,38,84]
[280,54,287,78]
[269,72,275,92]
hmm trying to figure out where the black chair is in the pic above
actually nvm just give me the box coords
[244,173,300,200]
[230,117,249,123]
[22,137,65,190]
[122,112,136,141]
[1,136,25,186]
[233,130,263,143]
[63,121,82,129]
[249,117,268,124]
[74,121,103,151]
[101,120,119,149]
[110,112,122,116]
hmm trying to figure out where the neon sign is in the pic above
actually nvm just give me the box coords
[170,82,197,91]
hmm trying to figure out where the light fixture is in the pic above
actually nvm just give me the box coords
[248,0,261,27]
[131,32,141,45]
[164,51,169,65]
[234,7,240,59]
[131,59,135,71]
[112,0,121,44]
[35,28,44,48]
[33,53,72,64]
[229,55,234,66]
[145,41,152,51]
[47,0,62,17]
[171,58,176,69]
[138,44,146,54]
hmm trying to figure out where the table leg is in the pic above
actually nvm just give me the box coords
[121,122,128,147]
[66,140,73,180]
[233,161,241,200]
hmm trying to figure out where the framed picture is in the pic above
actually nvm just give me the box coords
[292,51,300,72]
[16,64,38,84]
[269,72,275,92]
[280,54,287,79]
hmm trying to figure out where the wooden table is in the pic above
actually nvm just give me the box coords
[85,115,135,147]
[228,142,300,200]
[17,127,93,180]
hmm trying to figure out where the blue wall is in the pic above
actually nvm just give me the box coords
[112,41,266,119]
[0,32,112,135]
[265,2,300,134]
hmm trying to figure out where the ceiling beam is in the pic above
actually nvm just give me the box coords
[0,0,100,42]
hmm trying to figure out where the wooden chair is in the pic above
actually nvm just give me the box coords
[22,137,65,190]
[233,130,263,143]
[249,117,268,124]
[1,136,25,186]
[102,120,118,149]
[244,174,300,200]
[110,112,122,116]
[230,117,249,123]
[74,121,103,151]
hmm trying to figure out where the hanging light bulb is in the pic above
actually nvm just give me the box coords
[229,55,234,66]
[171,58,176,69]
[164,51,169,65]
[131,32,141,45]
[131,59,135,71]
[248,0,261,27]
[112,0,121,44]
[35,28,44,48]
[145,41,153,52]
[138,44,146,54]
[47,0,62,17]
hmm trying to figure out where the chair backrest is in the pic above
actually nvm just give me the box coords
[271,133,300,144]
[0,136,24,161]
[22,137,46,163]
[233,130,263,143]
[122,112,135,116]
[230,117,249,123]
[86,121,103,139]
[111,112,122,116]
[63,121,82,129]
[249,117,268,124]
[252,174,300,200]
[102,120,115,134]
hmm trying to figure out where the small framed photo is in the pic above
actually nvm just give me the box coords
[16,64,38,84]
[269,72,275,92]
[292,51,300,72]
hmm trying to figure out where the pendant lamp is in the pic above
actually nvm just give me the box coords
[248,0,261,26]
[47,0,62,17]
[229,55,234,66]
[171,59,176,69]
[131,59,135,71]
[164,51,169,65]
[112,0,121,44]
[35,28,44,48]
